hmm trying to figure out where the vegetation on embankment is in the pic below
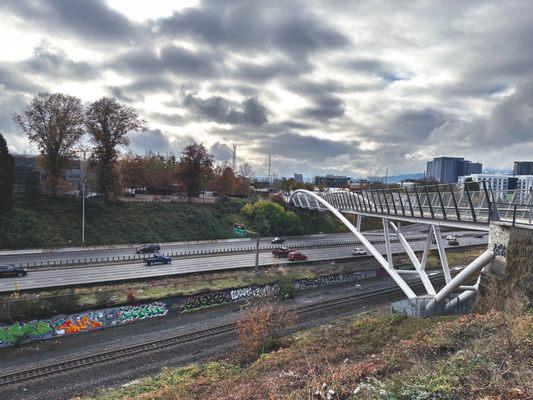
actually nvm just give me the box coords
[0,195,347,249]
[1,246,485,322]
[83,310,532,400]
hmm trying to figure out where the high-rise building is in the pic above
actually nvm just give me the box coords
[294,173,303,184]
[513,161,533,176]
[426,156,483,183]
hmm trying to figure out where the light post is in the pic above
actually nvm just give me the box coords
[82,179,87,244]
[233,223,260,272]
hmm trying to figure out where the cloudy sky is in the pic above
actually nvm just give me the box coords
[1,0,533,178]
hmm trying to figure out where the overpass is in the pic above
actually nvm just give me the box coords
[289,184,533,315]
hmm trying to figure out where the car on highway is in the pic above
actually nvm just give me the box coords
[271,237,285,244]
[448,239,459,246]
[474,233,484,238]
[445,235,457,240]
[287,251,308,261]
[143,254,171,266]
[352,247,368,256]
[0,264,28,278]
[136,243,161,254]
[272,247,291,258]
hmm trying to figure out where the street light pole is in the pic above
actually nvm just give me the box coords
[82,179,86,244]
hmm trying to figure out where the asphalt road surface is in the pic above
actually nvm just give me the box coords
[0,234,486,293]
[0,223,473,266]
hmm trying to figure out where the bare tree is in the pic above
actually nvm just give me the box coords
[238,162,254,179]
[85,97,147,200]
[14,92,84,194]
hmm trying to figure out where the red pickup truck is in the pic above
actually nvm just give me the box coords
[287,251,308,261]
[272,247,291,258]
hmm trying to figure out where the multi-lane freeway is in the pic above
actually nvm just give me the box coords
[0,224,469,267]
[0,233,486,293]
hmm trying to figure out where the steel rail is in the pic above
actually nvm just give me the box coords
[0,275,447,387]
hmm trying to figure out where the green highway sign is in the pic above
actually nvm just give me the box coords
[233,223,246,236]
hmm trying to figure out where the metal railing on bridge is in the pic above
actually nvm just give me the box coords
[292,184,533,228]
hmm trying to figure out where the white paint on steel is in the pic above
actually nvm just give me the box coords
[426,250,495,311]
[432,225,452,283]
[383,218,394,268]
[290,189,416,298]
[420,228,432,271]
[389,221,436,296]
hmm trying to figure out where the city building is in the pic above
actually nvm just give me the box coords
[294,173,303,184]
[13,154,86,193]
[513,161,533,176]
[426,157,483,183]
[458,174,533,202]
[314,175,350,188]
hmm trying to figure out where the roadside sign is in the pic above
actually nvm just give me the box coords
[233,223,246,236]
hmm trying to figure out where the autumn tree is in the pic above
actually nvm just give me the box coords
[85,97,147,200]
[210,166,238,197]
[119,152,148,191]
[178,143,214,199]
[236,300,297,359]
[144,152,179,194]
[14,92,84,194]
[0,132,15,216]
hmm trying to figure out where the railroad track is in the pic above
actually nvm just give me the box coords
[0,275,445,387]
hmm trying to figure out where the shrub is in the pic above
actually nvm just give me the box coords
[278,276,295,300]
[236,300,297,360]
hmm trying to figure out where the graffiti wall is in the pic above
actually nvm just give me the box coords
[0,268,381,347]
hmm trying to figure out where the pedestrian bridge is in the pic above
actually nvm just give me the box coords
[289,185,533,315]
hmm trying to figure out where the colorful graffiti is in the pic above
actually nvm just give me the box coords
[181,292,230,313]
[230,284,279,301]
[1,268,383,347]
[117,302,168,322]
[54,313,104,335]
[0,321,52,345]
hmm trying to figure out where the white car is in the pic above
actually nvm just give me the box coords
[445,235,457,240]
[352,248,368,256]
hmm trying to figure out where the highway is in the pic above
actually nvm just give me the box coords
[0,224,472,267]
[0,234,487,293]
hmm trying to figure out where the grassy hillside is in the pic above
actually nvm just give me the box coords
[0,196,347,249]
[84,311,532,400]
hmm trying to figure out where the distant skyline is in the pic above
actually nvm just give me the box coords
[1,0,533,177]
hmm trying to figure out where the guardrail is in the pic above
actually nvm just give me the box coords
[17,233,483,270]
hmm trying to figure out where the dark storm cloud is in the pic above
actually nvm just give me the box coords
[341,57,407,82]
[183,93,268,126]
[109,45,219,78]
[234,58,312,82]
[288,80,346,121]
[1,0,140,43]
[128,129,195,155]
[210,142,234,161]
[154,1,349,59]
[23,46,98,80]
[0,66,40,93]
[254,133,359,161]
[373,108,448,144]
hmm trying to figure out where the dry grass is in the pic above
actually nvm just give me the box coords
[82,305,532,400]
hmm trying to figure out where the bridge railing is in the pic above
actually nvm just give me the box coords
[294,184,533,227]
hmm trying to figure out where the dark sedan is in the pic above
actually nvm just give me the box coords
[143,254,172,266]
[0,264,28,278]
[271,237,285,244]
[136,243,161,254]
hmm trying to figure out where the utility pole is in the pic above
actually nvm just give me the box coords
[232,144,237,171]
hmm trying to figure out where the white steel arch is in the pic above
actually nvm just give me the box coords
[290,189,495,312]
